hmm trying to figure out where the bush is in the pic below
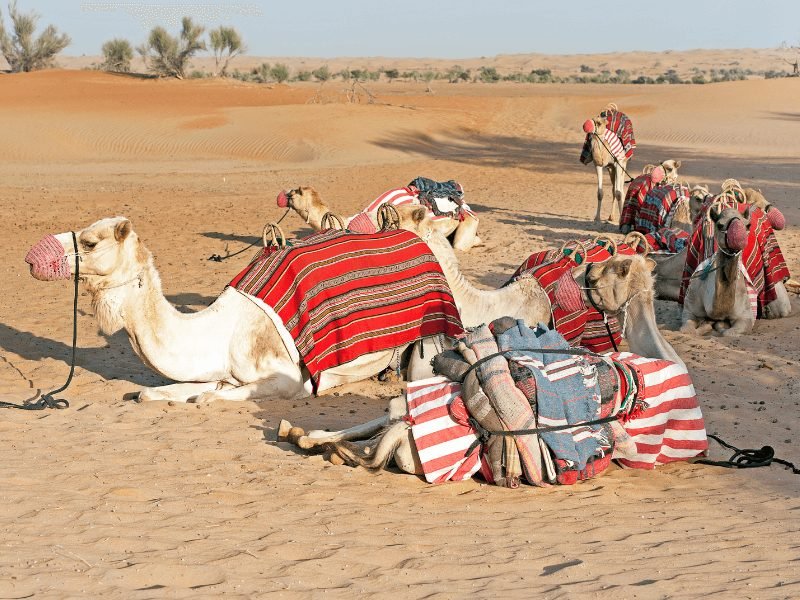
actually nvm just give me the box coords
[294,70,311,82]
[478,66,500,83]
[312,65,330,81]
[691,74,706,84]
[580,64,594,73]
[138,17,205,79]
[209,26,244,76]
[270,62,289,83]
[0,0,70,72]
[383,68,399,81]
[101,38,133,72]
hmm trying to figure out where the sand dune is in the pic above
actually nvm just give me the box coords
[1,70,799,598]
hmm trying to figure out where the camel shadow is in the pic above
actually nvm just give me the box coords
[166,292,217,308]
[372,128,584,174]
[0,322,170,387]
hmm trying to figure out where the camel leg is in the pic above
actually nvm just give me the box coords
[719,316,755,337]
[297,395,407,449]
[192,371,308,403]
[138,381,228,403]
[610,164,624,223]
[327,420,423,476]
[451,213,482,251]
[594,165,604,222]
[763,283,792,319]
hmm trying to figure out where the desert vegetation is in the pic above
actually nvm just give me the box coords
[0,0,70,72]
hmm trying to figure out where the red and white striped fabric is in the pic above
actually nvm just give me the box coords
[361,186,476,222]
[600,129,626,161]
[607,352,708,469]
[406,377,484,484]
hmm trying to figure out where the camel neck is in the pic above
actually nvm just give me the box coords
[622,292,684,367]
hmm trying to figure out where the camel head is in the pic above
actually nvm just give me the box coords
[277,186,328,222]
[709,204,751,253]
[26,217,152,334]
[660,159,681,184]
[584,253,657,314]
[392,205,438,239]
[689,185,711,221]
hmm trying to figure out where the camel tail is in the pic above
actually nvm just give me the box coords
[325,421,408,471]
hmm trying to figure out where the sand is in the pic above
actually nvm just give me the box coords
[1,69,799,598]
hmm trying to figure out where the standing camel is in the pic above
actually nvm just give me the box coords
[580,104,635,222]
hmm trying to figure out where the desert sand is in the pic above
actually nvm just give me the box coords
[1,69,799,598]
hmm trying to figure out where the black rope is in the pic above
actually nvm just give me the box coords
[208,208,291,262]
[695,434,799,474]
[591,131,635,184]
[583,263,620,352]
[0,232,78,410]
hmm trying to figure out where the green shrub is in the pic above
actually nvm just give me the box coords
[0,0,70,72]
[138,17,205,79]
[101,38,133,72]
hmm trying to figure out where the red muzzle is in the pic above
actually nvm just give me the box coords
[276,190,289,208]
[346,212,376,234]
[25,235,71,281]
[582,119,595,134]
[766,206,785,231]
[725,219,748,252]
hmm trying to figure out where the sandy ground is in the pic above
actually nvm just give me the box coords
[1,70,799,598]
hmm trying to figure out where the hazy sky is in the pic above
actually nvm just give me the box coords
[13,1,800,58]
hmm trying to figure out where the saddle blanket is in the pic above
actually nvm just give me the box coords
[229,229,463,391]
[620,173,658,229]
[644,227,690,254]
[580,110,636,164]
[634,184,691,235]
[509,240,642,353]
[407,353,707,483]
[362,185,476,222]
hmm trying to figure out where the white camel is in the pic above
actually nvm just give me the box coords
[279,185,483,251]
[27,217,444,404]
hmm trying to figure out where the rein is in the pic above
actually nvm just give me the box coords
[584,262,620,352]
[1,232,79,410]
[591,130,635,183]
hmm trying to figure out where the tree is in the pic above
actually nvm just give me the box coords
[209,25,244,77]
[0,0,70,72]
[138,16,205,79]
[383,68,399,82]
[478,66,500,83]
[101,38,133,72]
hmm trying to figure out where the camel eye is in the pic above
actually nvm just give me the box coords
[82,240,97,250]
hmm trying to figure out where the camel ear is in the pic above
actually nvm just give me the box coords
[674,160,681,169]
[411,207,427,224]
[644,257,657,272]
[709,205,722,222]
[615,258,632,278]
[114,219,132,242]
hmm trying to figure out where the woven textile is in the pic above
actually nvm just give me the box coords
[25,234,71,281]
[607,352,708,469]
[634,184,690,235]
[229,229,463,391]
[579,110,636,165]
[406,377,486,484]
[620,174,658,229]
[361,182,476,222]
[643,227,690,254]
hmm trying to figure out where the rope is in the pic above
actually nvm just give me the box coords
[590,130,635,183]
[208,208,291,262]
[695,434,799,474]
[1,232,79,410]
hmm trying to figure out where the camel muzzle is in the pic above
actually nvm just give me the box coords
[766,206,785,231]
[724,219,748,252]
[276,190,289,208]
[25,234,72,281]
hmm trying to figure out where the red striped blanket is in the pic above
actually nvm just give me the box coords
[579,110,636,164]
[607,352,708,469]
[620,174,658,229]
[679,202,791,309]
[229,229,463,391]
[509,241,640,352]
[409,352,707,483]
[643,227,690,254]
[634,184,690,235]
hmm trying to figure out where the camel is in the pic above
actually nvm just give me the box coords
[278,185,483,251]
[25,217,446,404]
[681,205,759,336]
[584,114,629,222]
[291,208,685,453]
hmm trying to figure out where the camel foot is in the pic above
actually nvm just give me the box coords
[324,448,345,465]
[277,419,293,442]
[295,435,317,450]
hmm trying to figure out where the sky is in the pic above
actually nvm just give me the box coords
[10,1,800,58]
